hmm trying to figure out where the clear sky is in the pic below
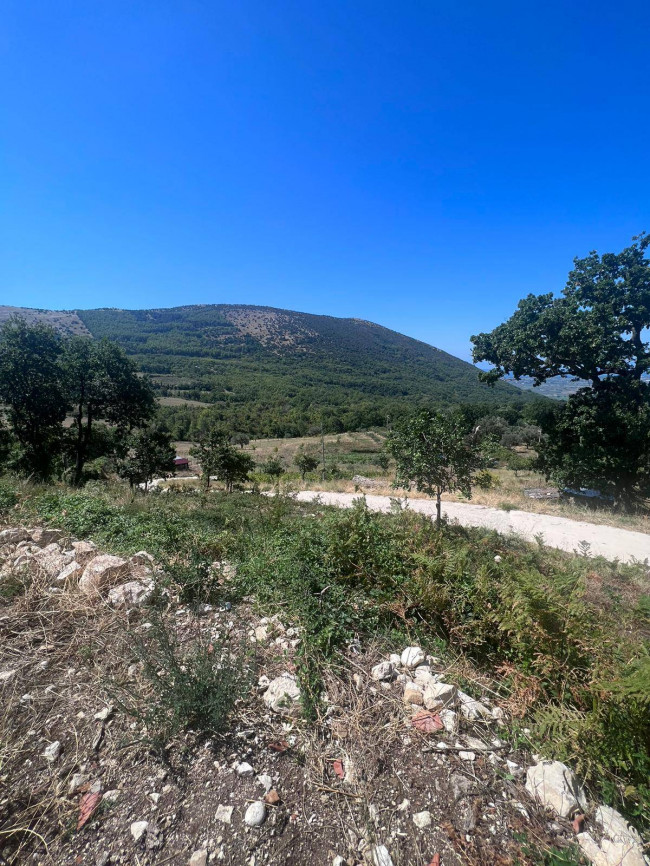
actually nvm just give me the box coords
[2,1,648,360]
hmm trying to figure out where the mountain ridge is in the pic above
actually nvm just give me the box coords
[1,303,542,436]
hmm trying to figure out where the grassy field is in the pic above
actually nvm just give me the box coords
[172,431,650,534]
[1,476,648,838]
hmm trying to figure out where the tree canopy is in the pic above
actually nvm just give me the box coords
[471,235,650,506]
[386,409,487,526]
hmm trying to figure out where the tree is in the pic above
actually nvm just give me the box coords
[294,451,319,482]
[0,316,67,478]
[230,432,250,449]
[62,337,156,484]
[117,425,176,491]
[471,234,650,507]
[261,456,284,480]
[190,430,255,492]
[386,409,487,526]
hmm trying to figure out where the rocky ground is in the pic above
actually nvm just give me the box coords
[0,526,647,866]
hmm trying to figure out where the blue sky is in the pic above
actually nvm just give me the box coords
[2,1,648,361]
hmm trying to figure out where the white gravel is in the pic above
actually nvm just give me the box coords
[292,491,650,563]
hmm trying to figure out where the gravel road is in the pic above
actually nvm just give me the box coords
[293,490,650,563]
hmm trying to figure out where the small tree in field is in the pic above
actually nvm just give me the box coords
[387,410,487,527]
[191,430,254,492]
[262,456,284,481]
[294,451,319,482]
[118,425,176,491]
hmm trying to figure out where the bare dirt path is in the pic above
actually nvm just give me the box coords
[292,490,650,563]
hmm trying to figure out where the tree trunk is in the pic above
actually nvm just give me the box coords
[436,490,442,528]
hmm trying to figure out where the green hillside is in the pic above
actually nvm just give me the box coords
[70,304,538,437]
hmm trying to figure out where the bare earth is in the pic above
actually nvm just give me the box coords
[292,491,650,564]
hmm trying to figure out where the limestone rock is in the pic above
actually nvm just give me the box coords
[72,540,98,566]
[423,681,456,710]
[43,740,62,762]
[56,560,83,584]
[130,820,149,842]
[262,675,301,716]
[33,544,73,579]
[403,682,424,705]
[371,661,396,682]
[0,528,31,545]
[216,804,233,824]
[457,690,492,720]
[79,554,129,596]
[31,528,66,547]
[413,810,432,829]
[400,646,425,669]
[188,851,208,866]
[367,845,394,866]
[107,580,153,608]
[525,760,587,818]
[244,800,266,827]
[130,550,155,568]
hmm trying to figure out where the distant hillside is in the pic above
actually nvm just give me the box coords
[3,304,542,436]
[0,306,91,337]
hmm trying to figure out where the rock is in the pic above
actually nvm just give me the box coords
[33,544,73,579]
[450,772,473,801]
[492,706,505,723]
[401,646,425,669]
[0,528,31,545]
[506,759,523,777]
[254,625,268,642]
[31,528,65,547]
[577,805,649,866]
[525,760,587,818]
[237,761,254,777]
[264,789,280,805]
[457,690,492,720]
[130,551,155,568]
[262,675,301,716]
[103,789,120,803]
[439,708,458,734]
[370,661,396,682]
[577,833,610,866]
[352,475,381,489]
[107,580,153,608]
[79,554,129,596]
[56,560,83,584]
[595,805,643,846]
[494,555,502,563]
[333,857,346,866]
[94,706,113,722]
[96,853,110,866]
[389,653,401,665]
[130,820,149,842]
[188,850,208,866]
[215,804,233,824]
[0,669,16,684]
[68,772,89,794]
[367,845,394,866]
[257,773,272,792]
[72,540,98,565]
[459,751,476,762]
[413,810,432,829]
[423,681,456,710]
[43,740,62,762]
[244,801,267,827]
[403,682,424,705]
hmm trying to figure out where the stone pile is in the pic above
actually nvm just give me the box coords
[0,524,155,608]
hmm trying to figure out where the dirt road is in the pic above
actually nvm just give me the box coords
[293,490,650,563]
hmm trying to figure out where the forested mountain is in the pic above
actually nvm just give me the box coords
[3,304,542,437]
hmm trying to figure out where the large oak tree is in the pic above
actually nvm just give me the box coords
[471,234,650,507]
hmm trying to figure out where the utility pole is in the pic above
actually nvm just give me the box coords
[321,411,326,482]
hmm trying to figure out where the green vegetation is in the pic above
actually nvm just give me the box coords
[5,479,648,831]
[72,304,539,437]
[0,316,157,481]
[190,429,256,491]
[116,424,176,490]
[387,409,490,525]
[473,234,650,508]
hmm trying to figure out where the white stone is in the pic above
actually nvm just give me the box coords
[413,810,432,829]
[400,646,425,669]
[254,626,268,642]
[459,751,476,762]
[130,820,149,842]
[43,740,61,762]
[389,653,401,666]
[525,760,587,818]
[56,560,83,584]
[439,709,458,734]
[457,690,492,720]
[595,805,643,846]
[257,773,272,792]
[244,801,266,827]
[68,772,89,794]
[0,669,16,684]
[492,706,505,723]
[333,857,346,866]
[262,675,301,716]
[577,833,609,866]
[94,706,113,722]
[79,554,129,596]
[130,550,156,568]
[494,555,502,563]
[188,851,208,866]
[370,661,395,682]
[237,762,254,777]
[368,845,394,866]
[108,580,153,608]
[215,804,233,824]
[506,760,523,777]
[423,681,456,710]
